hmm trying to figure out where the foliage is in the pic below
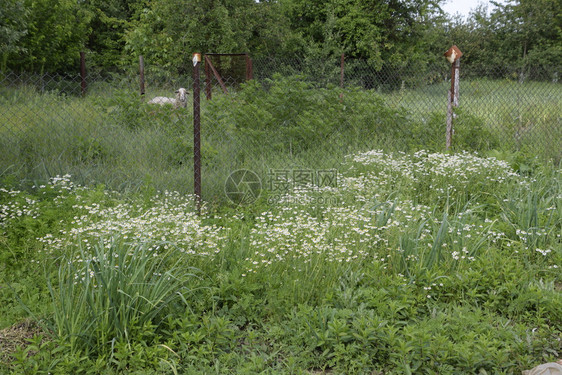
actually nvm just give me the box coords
[81,0,145,70]
[0,0,28,70]
[206,74,411,157]
[440,0,561,79]
[123,0,298,73]
[45,238,195,357]
[1,150,560,373]
[7,0,93,73]
[410,107,500,152]
[489,0,561,72]
[280,0,443,68]
[1,0,560,77]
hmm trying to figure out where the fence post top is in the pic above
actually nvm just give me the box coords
[444,45,463,64]
[193,53,202,66]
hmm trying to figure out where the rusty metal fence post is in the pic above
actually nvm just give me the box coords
[193,53,202,211]
[245,53,253,81]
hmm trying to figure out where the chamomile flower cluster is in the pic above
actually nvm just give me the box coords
[243,150,560,274]
[343,150,521,203]
[0,188,39,228]
[1,151,559,278]
[37,189,226,258]
[0,174,76,229]
[0,175,225,264]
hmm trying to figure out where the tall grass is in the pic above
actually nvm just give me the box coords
[47,238,195,356]
[1,75,560,202]
[498,169,562,262]
[386,78,562,161]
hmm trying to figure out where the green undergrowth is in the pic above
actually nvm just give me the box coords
[1,75,560,203]
[1,150,560,374]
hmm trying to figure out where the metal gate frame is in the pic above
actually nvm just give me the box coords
[204,53,253,100]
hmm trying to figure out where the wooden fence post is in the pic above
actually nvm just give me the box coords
[444,46,462,150]
[447,59,460,150]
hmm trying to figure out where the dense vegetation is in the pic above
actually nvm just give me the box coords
[1,0,560,373]
[1,150,560,373]
[0,79,561,374]
[1,0,560,76]
[1,75,559,199]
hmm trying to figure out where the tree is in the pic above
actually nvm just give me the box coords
[8,0,92,73]
[82,0,145,70]
[124,0,298,73]
[490,0,561,75]
[441,0,561,78]
[0,0,28,70]
[279,0,444,68]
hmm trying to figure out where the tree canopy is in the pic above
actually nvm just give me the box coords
[0,0,559,74]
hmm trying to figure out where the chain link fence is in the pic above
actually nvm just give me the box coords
[1,56,560,202]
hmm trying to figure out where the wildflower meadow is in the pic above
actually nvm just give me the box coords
[1,150,561,374]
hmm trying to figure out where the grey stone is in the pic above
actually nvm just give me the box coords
[522,362,562,375]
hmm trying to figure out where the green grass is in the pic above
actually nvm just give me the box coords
[45,238,196,357]
[0,74,560,372]
[385,78,562,161]
[1,151,560,374]
[1,74,560,203]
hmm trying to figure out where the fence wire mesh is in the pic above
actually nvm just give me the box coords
[1,56,560,202]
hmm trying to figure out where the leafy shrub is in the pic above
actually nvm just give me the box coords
[205,74,411,156]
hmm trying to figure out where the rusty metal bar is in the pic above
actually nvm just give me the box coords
[193,56,202,212]
[205,53,248,56]
[205,55,228,95]
[450,59,460,106]
[245,53,253,81]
